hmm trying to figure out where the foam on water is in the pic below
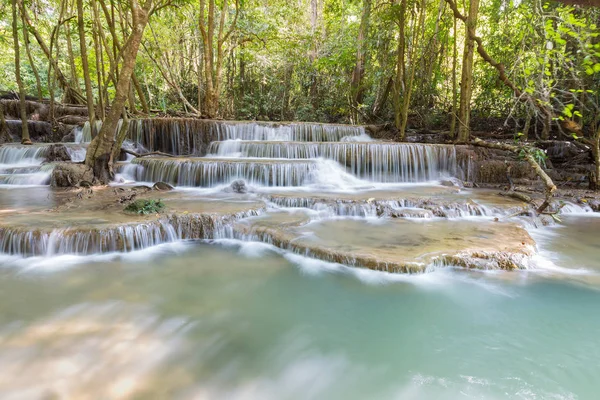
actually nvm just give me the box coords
[0,241,195,273]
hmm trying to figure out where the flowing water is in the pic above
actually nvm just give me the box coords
[0,120,599,399]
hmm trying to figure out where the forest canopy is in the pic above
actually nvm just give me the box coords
[0,0,598,140]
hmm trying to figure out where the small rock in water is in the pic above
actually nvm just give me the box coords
[229,180,248,194]
[440,177,464,188]
[153,181,174,191]
[132,185,152,192]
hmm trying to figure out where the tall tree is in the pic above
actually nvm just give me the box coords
[350,0,372,124]
[11,0,30,145]
[85,0,154,182]
[77,0,96,128]
[198,0,240,117]
[456,0,479,142]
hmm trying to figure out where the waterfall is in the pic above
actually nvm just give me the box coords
[64,144,88,162]
[126,119,367,155]
[213,122,366,142]
[0,146,53,186]
[77,121,103,143]
[0,210,262,256]
[0,146,48,166]
[209,141,458,182]
[131,157,318,187]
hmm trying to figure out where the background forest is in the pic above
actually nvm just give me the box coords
[0,0,599,141]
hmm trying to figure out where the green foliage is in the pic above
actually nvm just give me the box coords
[518,147,548,169]
[1,0,598,131]
[124,199,165,215]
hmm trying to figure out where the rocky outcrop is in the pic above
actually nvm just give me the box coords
[232,219,535,273]
[50,163,94,187]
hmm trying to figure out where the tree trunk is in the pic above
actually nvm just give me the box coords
[91,0,106,120]
[21,13,42,101]
[449,16,458,137]
[85,0,152,183]
[12,0,30,144]
[393,0,407,140]
[198,0,239,117]
[350,0,372,124]
[77,0,96,127]
[394,0,425,141]
[456,0,479,143]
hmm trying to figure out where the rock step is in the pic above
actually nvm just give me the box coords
[0,191,266,256]
[233,216,536,273]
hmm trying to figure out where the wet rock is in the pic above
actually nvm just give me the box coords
[45,144,72,162]
[132,185,153,193]
[50,163,94,187]
[61,129,76,142]
[228,179,248,194]
[440,177,464,188]
[153,181,174,191]
[580,198,600,212]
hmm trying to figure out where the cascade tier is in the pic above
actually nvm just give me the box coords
[0,143,87,186]
[209,140,459,182]
[130,157,318,187]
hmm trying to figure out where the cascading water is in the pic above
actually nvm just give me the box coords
[1,116,600,400]
[76,120,103,143]
[131,157,319,187]
[0,145,52,186]
[0,210,262,256]
[126,119,367,155]
[208,141,458,182]
[0,146,48,166]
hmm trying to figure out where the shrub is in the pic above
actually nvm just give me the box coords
[124,199,165,214]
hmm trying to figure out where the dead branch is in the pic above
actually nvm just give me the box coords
[121,148,175,158]
[471,137,556,214]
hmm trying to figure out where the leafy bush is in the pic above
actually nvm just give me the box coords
[124,199,165,214]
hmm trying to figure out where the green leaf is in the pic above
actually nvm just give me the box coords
[564,109,572,118]
[593,63,600,73]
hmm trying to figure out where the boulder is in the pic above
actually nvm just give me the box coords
[153,181,174,191]
[50,163,94,187]
[440,177,464,188]
[45,144,72,162]
[225,179,248,194]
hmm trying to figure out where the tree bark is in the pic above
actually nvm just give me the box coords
[12,0,30,144]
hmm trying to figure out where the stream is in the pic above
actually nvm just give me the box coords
[0,120,599,399]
